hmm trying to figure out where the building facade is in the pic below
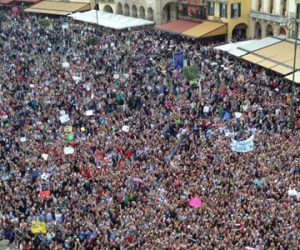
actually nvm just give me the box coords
[207,0,251,41]
[177,0,207,21]
[250,0,300,39]
[97,0,177,24]
[250,0,289,39]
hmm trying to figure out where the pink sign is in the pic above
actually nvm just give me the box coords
[188,197,202,208]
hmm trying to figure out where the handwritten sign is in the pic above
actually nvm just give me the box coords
[64,126,73,133]
[39,190,50,199]
[122,125,130,133]
[41,154,49,161]
[31,221,46,234]
[59,114,70,124]
[188,197,202,208]
[64,146,74,155]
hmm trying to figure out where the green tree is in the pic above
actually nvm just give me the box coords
[86,37,98,46]
[38,18,51,28]
[183,65,200,81]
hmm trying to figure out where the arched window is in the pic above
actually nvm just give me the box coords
[116,3,123,15]
[139,6,145,19]
[124,4,130,16]
[132,5,137,17]
[147,7,154,21]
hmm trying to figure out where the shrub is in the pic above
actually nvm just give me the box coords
[38,18,51,28]
[86,37,98,46]
[183,65,200,81]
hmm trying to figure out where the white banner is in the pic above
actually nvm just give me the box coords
[231,135,254,153]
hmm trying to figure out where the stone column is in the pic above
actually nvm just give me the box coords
[263,0,270,13]
[251,0,258,11]
[274,0,281,15]
[261,21,267,38]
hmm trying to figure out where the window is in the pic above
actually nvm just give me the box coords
[282,0,287,16]
[219,3,227,18]
[297,4,300,19]
[208,1,214,16]
[231,3,241,18]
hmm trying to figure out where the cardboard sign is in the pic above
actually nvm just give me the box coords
[235,112,243,119]
[39,190,50,199]
[31,221,46,234]
[41,173,50,180]
[122,125,130,133]
[188,197,202,208]
[62,62,70,69]
[73,76,82,84]
[64,146,74,155]
[203,106,210,113]
[41,154,49,161]
[59,114,70,124]
[85,110,94,116]
[64,126,73,133]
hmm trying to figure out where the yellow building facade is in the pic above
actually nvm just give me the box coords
[207,0,251,41]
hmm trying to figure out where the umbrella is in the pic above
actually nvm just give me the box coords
[188,197,202,208]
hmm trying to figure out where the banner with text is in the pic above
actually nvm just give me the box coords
[231,135,254,153]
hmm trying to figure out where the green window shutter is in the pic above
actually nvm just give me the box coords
[219,3,222,17]
[225,4,227,18]
[231,4,233,18]
[238,3,241,17]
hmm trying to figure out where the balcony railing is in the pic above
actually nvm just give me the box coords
[250,10,286,24]
[178,0,206,6]
[99,0,115,3]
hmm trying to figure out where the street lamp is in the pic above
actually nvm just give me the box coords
[287,17,299,129]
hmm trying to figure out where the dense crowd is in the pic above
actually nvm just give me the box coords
[0,11,300,250]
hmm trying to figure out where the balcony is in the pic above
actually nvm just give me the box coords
[178,0,206,6]
[99,0,115,3]
[250,10,286,24]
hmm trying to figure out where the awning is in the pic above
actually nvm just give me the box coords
[214,41,251,57]
[242,54,264,64]
[238,37,281,52]
[256,60,278,69]
[156,20,226,39]
[285,71,300,84]
[156,20,199,34]
[271,65,293,75]
[183,21,227,38]
[69,10,154,30]
[215,37,300,76]
[0,0,13,4]
[17,0,41,3]
[25,1,90,16]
